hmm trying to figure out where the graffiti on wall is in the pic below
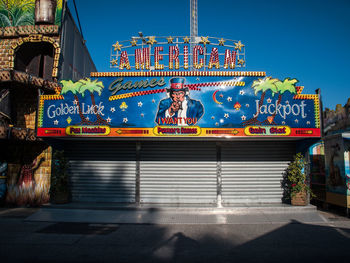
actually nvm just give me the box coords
[4,145,50,206]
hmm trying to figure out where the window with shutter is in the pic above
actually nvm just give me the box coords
[14,42,54,80]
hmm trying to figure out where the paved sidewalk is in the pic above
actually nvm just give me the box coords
[26,204,326,224]
[1,205,350,263]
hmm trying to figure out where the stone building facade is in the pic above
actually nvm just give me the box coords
[0,1,96,205]
[0,25,61,205]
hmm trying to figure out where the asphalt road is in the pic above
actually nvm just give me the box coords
[0,207,350,263]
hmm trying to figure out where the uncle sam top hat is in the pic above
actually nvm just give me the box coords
[167,77,188,93]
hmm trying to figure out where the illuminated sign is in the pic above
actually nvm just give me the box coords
[65,126,110,136]
[154,126,201,136]
[37,72,321,138]
[110,36,245,71]
[244,126,291,136]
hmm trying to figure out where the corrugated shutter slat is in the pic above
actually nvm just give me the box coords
[221,141,295,204]
[140,142,217,204]
[65,142,136,203]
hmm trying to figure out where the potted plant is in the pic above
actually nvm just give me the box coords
[284,153,314,206]
[50,150,70,204]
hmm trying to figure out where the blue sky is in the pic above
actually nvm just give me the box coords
[67,0,350,110]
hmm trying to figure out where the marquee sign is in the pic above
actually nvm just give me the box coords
[37,71,321,138]
[109,36,245,71]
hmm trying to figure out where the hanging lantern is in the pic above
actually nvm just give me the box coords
[35,0,57,25]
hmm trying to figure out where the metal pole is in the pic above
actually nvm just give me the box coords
[190,0,198,38]
[190,0,198,70]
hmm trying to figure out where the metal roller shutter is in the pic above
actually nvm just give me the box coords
[65,141,136,202]
[140,142,217,204]
[221,141,295,204]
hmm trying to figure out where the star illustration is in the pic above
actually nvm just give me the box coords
[237,59,245,66]
[307,121,310,125]
[227,97,232,102]
[267,98,272,103]
[130,39,137,46]
[196,77,200,81]
[106,117,111,123]
[147,36,157,45]
[138,101,143,107]
[110,107,116,113]
[215,122,219,126]
[152,99,156,103]
[200,36,210,45]
[295,119,299,123]
[183,36,190,43]
[73,100,78,105]
[140,113,144,118]
[218,38,225,46]
[112,41,123,51]
[282,121,286,125]
[245,104,250,108]
[86,116,90,121]
[234,40,245,51]
[239,90,245,95]
[53,120,58,125]
[211,116,215,120]
[123,117,128,123]
[167,36,174,43]
[219,93,224,98]
[241,115,246,120]
[110,58,118,66]
[285,101,290,104]
[224,113,229,119]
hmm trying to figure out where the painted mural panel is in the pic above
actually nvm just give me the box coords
[37,72,321,138]
[0,0,63,27]
[325,136,347,195]
[345,140,350,195]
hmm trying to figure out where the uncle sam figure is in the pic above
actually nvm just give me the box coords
[155,77,204,126]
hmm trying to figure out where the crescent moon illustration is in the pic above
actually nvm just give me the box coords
[213,90,223,104]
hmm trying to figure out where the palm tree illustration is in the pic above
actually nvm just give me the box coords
[78,78,108,125]
[261,78,298,125]
[0,0,35,27]
[60,80,93,125]
[242,77,279,126]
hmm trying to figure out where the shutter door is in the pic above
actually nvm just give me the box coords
[65,142,136,202]
[140,142,217,204]
[221,141,295,204]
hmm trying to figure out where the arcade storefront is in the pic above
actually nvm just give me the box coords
[37,37,321,205]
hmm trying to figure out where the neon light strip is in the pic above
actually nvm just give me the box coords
[293,86,320,128]
[108,81,245,101]
[91,71,266,77]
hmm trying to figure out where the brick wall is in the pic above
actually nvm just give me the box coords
[11,86,38,129]
[0,39,11,69]
[0,25,59,71]
[1,25,60,206]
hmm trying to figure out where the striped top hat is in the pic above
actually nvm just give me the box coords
[168,77,187,92]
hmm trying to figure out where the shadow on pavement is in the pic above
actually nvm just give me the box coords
[1,217,350,263]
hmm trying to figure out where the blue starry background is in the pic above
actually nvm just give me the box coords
[41,76,317,129]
